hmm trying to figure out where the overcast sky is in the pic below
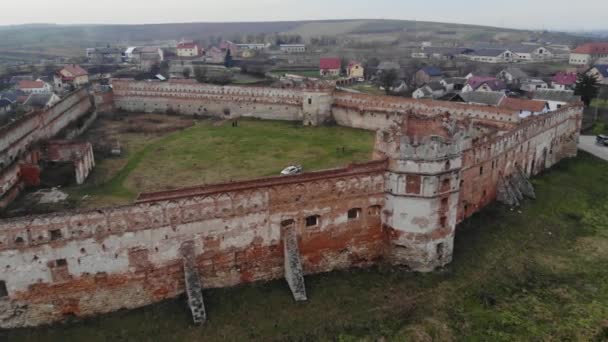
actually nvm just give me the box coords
[1,0,606,31]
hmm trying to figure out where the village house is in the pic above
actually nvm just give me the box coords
[463,48,515,63]
[508,44,554,62]
[551,72,577,90]
[411,47,473,60]
[124,47,138,62]
[498,97,549,118]
[87,47,123,64]
[440,77,467,92]
[135,47,164,71]
[532,89,581,111]
[462,76,506,93]
[206,47,225,64]
[23,93,61,111]
[18,80,52,94]
[520,79,549,92]
[8,75,33,85]
[497,67,530,87]
[570,43,608,65]
[319,57,341,77]
[176,41,202,58]
[459,91,506,106]
[235,43,269,51]
[586,65,608,85]
[412,82,445,99]
[54,64,89,91]
[414,66,443,86]
[346,61,364,79]
[280,44,306,53]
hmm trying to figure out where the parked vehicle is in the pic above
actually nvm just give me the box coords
[280,165,303,175]
[596,135,608,146]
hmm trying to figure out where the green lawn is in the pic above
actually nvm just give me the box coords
[270,70,321,78]
[70,119,374,208]
[4,152,608,341]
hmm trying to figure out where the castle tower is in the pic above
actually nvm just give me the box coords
[302,91,333,126]
[375,114,470,271]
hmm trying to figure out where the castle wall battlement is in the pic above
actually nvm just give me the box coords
[0,161,386,328]
[0,81,584,328]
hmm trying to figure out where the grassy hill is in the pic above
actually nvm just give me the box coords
[0,19,584,54]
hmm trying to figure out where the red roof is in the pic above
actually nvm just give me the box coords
[499,98,547,113]
[177,42,198,49]
[320,57,341,70]
[552,72,577,86]
[18,80,46,89]
[572,43,608,55]
[62,64,88,77]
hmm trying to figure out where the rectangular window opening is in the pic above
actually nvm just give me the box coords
[0,281,7,297]
[50,229,62,241]
[348,208,361,220]
[305,215,319,227]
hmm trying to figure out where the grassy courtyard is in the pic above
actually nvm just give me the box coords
[69,115,375,208]
[3,152,608,341]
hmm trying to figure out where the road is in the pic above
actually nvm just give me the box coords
[579,135,608,161]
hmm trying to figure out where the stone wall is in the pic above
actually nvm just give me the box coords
[0,161,386,328]
[0,81,584,328]
[457,106,581,222]
[0,89,93,207]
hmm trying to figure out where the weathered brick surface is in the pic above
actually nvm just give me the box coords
[0,89,93,207]
[0,81,583,328]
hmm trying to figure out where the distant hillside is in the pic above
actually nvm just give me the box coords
[0,19,586,55]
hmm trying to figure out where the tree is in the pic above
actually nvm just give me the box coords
[574,73,600,106]
[379,69,399,95]
[182,67,192,79]
[159,61,170,79]
[593,86,608,121]
[193,66,207,83]
[224,50,233,68]
[340,57,349,76]
[363,57,381,80]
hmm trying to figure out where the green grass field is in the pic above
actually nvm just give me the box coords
[4,152,608,341]
[270,70,321,78]
[70,118,374,208]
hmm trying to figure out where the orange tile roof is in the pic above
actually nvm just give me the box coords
[62,64,88,77]
[18,80,45,89]
[499,97,547,113]
[572,43,608,55]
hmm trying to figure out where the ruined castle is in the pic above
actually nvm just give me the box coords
[0,79,582,328]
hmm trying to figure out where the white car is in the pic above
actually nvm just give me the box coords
[280,165,303,176]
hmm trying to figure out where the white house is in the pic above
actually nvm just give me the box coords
[464,49,515,63]
[236,43,269,51]
[520,79,548,92]
[499,97,549,118]
[509,45,554,62]
[497,67,530,86]
[280,44,306,53]
[18,80,52,94]
[23,93,61,110]
[532,89,581,111]
[587,65,608,85]
[412,82,445,99]
[177,41,201,58]
[570,43,608,65]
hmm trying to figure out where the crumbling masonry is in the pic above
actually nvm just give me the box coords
[0,80,582,328]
